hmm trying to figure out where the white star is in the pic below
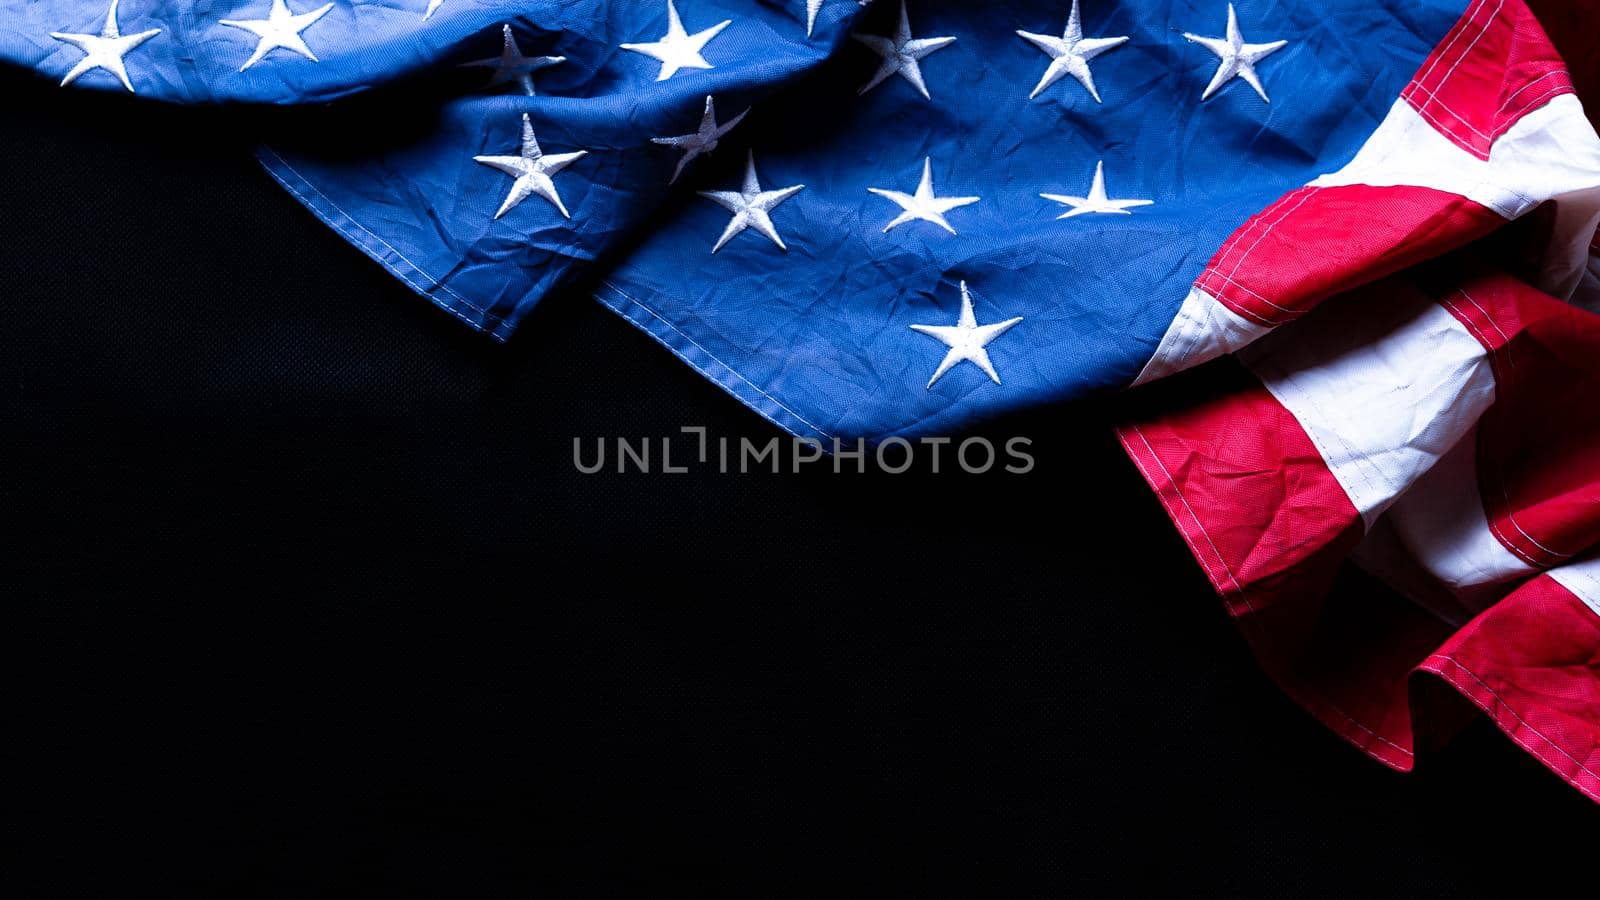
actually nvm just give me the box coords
[49,0,160,93]
[461,24,565,96]
[1015,0,1128,102]
[806,0,824,36]
[220,0,335,72]
[652,95,749,185]
[910,282,1024,389]
[807,0,875,37]
[697,151,805,253]
[854,0,955,100]
[474,114,589,220]
[423,0,444,19]
[620,0,732,82]
[1184,3,1288,102]
[868,157,979,235]
[1040,160,1153,218]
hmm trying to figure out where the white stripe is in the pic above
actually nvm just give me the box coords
[1132,287,1269,387]
[1240,292,1495,528]
[1549,557,1600,618]
[1382,429,1535,593]
[1312,95,1600,298]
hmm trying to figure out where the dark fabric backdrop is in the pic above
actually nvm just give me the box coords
[4,67,1595,897]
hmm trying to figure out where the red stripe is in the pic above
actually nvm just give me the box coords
[1401,0,1573,159]
[1433,267,1600,569]
[1417,573,1600,803]
[1524,0,1600,132]
[1195,185,1501,327]
[1116,361,1360,616]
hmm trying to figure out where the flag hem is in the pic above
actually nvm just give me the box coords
[595,280,835,444]
[257,146,519,343]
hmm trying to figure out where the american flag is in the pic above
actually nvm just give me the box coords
[6,0,1598,801]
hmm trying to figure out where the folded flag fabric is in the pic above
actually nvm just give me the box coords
[5,0,1598,801]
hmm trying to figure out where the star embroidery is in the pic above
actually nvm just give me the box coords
[1184,3,1288,102]
[808,0,876,37]
[698,151,805,253]
[423,0,444,19]
[652,95,749,185]
[220,0,335,72]
[1015,0,1128,102]
[620,0,732,82]
[868,157,979,235]
[474,114,589,220]
[461,24,565,96]
[910,282,1024,389]
[854,0,955,100]
[50,0,160,93]
[1041,161,1153,218]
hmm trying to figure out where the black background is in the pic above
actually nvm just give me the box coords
[4,68,1596,897]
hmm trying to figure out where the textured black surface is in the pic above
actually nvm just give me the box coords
[3,69,1595,897]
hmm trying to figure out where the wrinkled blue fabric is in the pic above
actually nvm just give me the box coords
[2,1,1468,440]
